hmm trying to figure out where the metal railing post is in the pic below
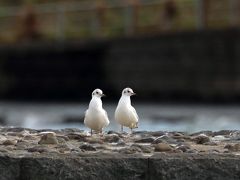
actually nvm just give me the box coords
[124,3,134,35]
[56,5,65,41]
[229,0,239,27]
[195,0,205,30]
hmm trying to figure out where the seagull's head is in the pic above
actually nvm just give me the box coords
[122,87,136,96]
[92,89,105,98]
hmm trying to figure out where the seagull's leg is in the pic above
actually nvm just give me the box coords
[130,128,133,134]
[121,125,123,133]
[91,129,93,136]
[99,129,103,137]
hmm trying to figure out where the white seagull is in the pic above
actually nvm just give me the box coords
[84,89,109,135]
[115,87,139,133]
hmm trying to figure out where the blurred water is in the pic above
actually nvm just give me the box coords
[0,102,240,133]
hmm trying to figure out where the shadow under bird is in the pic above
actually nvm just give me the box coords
[115,87,139,133]
[84,89,109,135]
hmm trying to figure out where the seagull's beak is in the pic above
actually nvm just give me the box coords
[131,92,136,96]
[101,93,106,97]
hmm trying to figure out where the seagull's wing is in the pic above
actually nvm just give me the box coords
[103,109,110,126]
[131,106,139,121]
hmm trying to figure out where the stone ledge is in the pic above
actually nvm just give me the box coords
[0,154,240,180]
[0,128,240,180]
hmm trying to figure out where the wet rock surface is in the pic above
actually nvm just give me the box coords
[0,127,239,180]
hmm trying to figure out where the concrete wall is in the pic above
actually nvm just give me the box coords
[0,29,240,102]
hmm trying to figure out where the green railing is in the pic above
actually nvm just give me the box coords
[0,0,238,43]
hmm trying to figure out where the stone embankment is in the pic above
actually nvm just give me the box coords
[0,127,240,180]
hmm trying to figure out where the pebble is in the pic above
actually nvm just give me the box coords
[152,135,177,144]
[28,146,49,153]
[229,131,240,140]
[66,133,87,141]
[15,141,29,150]
[118,146,142,154]
[154,143,173,152]
[80,144,96,151]
[176,145,191,152]
[134,137,155,143]
[191,131,213,137]
[131,144,152,153]
[116,140,126,146]
[213,130,233,136]
[85,137,103,144]
[56,137,67,144]
[192,134,210,144]
[38,133,58,145]
[224,143,240,152]
[2,140,17,146]
[104,134,120,143]
[211,135,227,142]
[149,131,166,137]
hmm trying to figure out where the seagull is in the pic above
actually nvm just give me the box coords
[84,89,109,135]
[115,87,139,133]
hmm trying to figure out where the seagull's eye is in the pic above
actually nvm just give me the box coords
[127,90,130,93]
[96,92,99,94]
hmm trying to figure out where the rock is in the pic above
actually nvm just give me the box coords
[2,140,17,146]
[152,137,165,144]
[186,149,199,153]
[176,139,185,143]
[213,130,233,136]
[192,134,210,144]
[132,131,153,138]
[154,143,173,152]
[0,147,8,153]
[15,140,30,150]
[5,146,15,151]
[95,145,108,150]
[85,137,103,144]
[61,128,83,133]
[118,146,142,154]
[56,137,66,144]
[66,133,86,141]
[103,134,120,143]
[149,131,166,137]
[38,133,58,145]
[224,144,240,152]
[229,131,240,140]
[211,135,227,141]
[116,140,126,146]
[56,144,71,153]
[80,144,96,151]
[107,131,125,137]
[203,142,218,146]
[134,137,155,143]
[190,131,213,136]
[208,149,220,154]
[131,144,153,153]
[176,145,191,152]
[23,135,38,141]
[27,146,49,153]
[152,135,177,144]
[56,135,69,141]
